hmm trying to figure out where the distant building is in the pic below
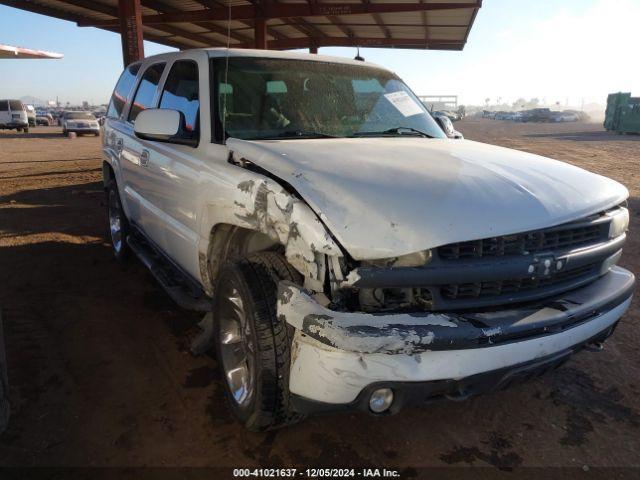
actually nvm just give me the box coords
[418,95,458,112]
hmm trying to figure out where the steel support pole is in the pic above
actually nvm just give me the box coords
[119,0,145,66]
[255,18,267,49]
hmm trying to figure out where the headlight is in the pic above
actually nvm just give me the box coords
[368,250,432,268]
[607,207,629,238]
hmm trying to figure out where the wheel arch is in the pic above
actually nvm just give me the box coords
[102,160,115,188]
[200,224,280,297]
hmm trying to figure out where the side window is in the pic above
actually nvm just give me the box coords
[0,101,8,111]
[128,63,166,123]
[159,61,200,134]
[107,63,140,118]
[9,100,23,111]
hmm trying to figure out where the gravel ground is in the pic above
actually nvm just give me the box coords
[0,121,638,474]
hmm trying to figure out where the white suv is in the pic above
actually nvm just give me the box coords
[103,49,634,431]
[0,99,29,133]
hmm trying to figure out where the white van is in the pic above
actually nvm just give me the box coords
[0,99,29,133]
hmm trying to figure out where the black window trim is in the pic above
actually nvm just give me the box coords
[127,61,166,124]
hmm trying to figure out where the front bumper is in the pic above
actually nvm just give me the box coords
[67,127,99,134]
[1,121,28,129]
[278,266,634,409]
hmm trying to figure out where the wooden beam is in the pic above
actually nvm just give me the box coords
[142,0,252,44]
[232,22,470,30]
[57,0,229,47]
[77,2,481,25]
[327,15,353,37]
[0,0,192,50]
[267,36,463,49]
[255,18,267,48]
[118,0,144,65]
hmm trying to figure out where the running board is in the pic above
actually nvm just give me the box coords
[127,234,212,312]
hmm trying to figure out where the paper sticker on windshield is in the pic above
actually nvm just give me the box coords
[384,91,423,117]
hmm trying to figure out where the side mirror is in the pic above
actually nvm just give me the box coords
[134,108,197,147]
[98,117,105,126]
[435,115,464,139]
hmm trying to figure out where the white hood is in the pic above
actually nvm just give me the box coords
[227,137,628,260]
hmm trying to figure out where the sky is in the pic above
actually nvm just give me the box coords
[1,0,639,107]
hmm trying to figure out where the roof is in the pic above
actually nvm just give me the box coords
[1,0,481,51]
[0,43,63,59]
[206,47,386,67]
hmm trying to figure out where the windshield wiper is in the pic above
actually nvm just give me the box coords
[351,127,434,138]
[254,130,338,140]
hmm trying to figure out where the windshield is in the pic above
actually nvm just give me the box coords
[66,112,95,120]
[211,57,445,141]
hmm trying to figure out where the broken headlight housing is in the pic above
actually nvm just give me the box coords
[367,250,432,268]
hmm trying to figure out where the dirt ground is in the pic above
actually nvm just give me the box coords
[0,120,638,473]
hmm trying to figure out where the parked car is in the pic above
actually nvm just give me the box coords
[553,112,580,122]
[24,104,36,126]
[61,111,100,136]
[0,99,29,132]
[103,49,634,431]
[35,111,54,126]
[521,108,553,122]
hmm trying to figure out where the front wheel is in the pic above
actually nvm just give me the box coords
[106,179,131,261]
[213,252,304,431]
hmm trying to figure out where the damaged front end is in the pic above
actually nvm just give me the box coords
[226,144,634,412]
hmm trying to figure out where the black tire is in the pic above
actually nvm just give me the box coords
[23,127,29,133]
[106,179,131,262]
[213,251,304,431]
[62,129,67,136]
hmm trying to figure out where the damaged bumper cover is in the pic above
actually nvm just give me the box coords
[277,266,634,407]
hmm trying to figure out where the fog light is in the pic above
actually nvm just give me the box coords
[369,388,394,413]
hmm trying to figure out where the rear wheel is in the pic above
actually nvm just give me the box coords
[23,127,29,133]
[213,251,304,431]
[106,179,130,261]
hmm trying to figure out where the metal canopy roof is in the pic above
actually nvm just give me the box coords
[1,0,481,51]
[0,43,63,58]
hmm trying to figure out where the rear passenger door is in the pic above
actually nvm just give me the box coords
[143,59,202,276]
[104,62,140,221]
[122,62,166,245]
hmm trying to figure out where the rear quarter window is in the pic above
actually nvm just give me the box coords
[107,63,141,119]
[0,101,8,111]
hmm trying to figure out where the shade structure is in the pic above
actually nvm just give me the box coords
[1,0,481,52]
[0,43,63,59]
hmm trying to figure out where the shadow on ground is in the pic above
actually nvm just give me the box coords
[523,131,640,141]
[0,131,65,140]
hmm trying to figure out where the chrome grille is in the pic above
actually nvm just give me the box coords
[438,222,607,260]
[441,263,598,300]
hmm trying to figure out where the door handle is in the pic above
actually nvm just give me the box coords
[140,149,150,167]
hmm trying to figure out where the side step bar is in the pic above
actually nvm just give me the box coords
[127,234,212,312]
